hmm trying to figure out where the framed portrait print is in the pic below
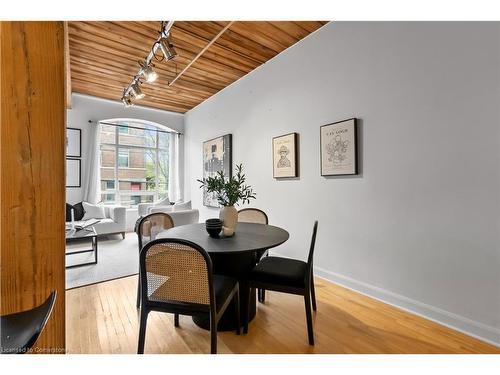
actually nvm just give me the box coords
[66,127,81,157]
[273,133,298,178]
[320,118,358,176]
[66,158,81,188]
[202,134,232,207]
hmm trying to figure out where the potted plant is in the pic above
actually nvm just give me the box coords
[198,164,256,236]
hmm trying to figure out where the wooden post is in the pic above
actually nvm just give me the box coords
[1,21,66,353]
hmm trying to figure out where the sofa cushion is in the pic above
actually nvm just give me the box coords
[65,203,73,222]
[82,202,106,220]
[73,202,85,221]
[66,202,85,221]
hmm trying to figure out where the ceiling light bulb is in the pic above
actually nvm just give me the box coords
[158,36,177,61]
[143,66,158,82]
[139,61,158,83]
[130,81,145,100]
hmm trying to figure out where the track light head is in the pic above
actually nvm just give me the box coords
[158,36,177,61]
[139,60,158,83]
[121,95,133,107]
[130,80,145,100]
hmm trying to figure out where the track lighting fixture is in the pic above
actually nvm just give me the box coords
[139,60,158,83]
[130,80,145,100]
[121,21,176,106]
[121,93,133,107]
[158,35,177,61]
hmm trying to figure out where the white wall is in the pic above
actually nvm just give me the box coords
[66,94,185,229]
[184,22,500,345]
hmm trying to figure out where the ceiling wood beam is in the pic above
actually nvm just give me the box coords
[168,21,234,87]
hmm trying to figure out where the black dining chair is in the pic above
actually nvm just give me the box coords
[244,221,318,345]
[137,238,240,354]
[237,208,269,303]
[1,291,57,354]
[135,212,174,309]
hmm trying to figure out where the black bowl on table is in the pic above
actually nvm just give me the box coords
[205,219,223,238]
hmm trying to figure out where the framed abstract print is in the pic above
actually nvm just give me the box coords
[202,134,232,207]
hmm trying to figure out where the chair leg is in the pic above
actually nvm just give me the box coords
[244,287,251,334]
[234,288,241,335]
[261,289,266,303]
[174,313,179,327]
[210,314,217,354]
[137,308,149,354]
[122,232,125,239]
[304,292,314,345]
[310,277,317,311]
[136,276,141,309]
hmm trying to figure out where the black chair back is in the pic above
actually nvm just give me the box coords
[306,221,319,280]
[1,290,57,354]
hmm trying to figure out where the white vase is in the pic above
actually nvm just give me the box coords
[219,205,238,236]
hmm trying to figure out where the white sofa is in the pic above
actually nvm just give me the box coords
[73,205,127,238]
[148,208,199,226]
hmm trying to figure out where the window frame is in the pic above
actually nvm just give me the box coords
[100,122,169,207]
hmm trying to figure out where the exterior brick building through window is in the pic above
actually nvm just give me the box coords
[99,120,170,207]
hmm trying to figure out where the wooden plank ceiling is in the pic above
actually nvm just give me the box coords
[68,21,327,113]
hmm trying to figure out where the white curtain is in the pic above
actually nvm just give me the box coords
[168,133,181,202]
[82,122,101,204]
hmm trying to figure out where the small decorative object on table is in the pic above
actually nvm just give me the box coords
[205,218,223,238]
[198,164,256,237]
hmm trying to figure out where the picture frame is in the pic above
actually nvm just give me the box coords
[320,118,358,176]
[66,158,81,188]
[202,134,232,207]
[66,127,81,158]
[272,132,298,178]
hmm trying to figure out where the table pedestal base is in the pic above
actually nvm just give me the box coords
[192,251,257,332]
[192,288,256,331]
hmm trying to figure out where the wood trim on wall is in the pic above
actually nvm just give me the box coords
[64,21,72,109]
[1,21,66,352]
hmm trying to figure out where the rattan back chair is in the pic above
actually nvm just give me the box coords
[237,208,269,302]
[237,208,269,225]
[136,212,174,308]
[137,238,240,354]
[244,221,318,345]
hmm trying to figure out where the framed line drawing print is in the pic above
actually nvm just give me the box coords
[66,127,82,157]
[320,118,358,176]
[202,134,232,207]
[273,132,298,178]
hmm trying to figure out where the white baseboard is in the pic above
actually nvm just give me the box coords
[310,265,500,348]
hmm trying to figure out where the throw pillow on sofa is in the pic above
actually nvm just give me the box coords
[81,202,106,220]
[66,202,85,222]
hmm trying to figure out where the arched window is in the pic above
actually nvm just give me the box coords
[99,119,173,207]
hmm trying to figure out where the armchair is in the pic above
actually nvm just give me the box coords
[96,205,127,238]
[137,197,170,217]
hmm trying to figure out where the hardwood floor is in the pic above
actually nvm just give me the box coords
[66,275,499,354]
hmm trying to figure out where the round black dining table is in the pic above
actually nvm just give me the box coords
[157,222,289,331]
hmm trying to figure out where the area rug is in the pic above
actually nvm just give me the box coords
[66,232,138,289]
